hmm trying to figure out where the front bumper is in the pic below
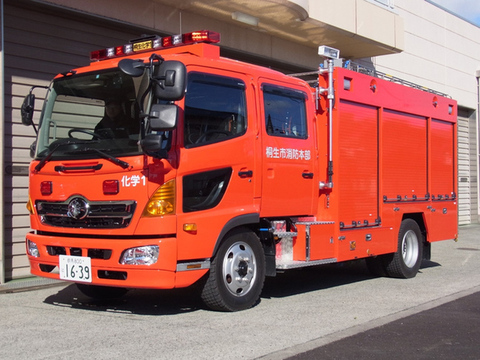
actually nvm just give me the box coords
[26,231,208,289]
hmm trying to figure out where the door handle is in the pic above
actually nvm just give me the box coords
[238,170,253,178]
[302,172,314,179]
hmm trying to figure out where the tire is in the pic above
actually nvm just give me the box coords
[201,228,265,311]
[76,284,128,300]
[385,219,423,278]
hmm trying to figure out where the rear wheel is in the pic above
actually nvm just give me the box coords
[385,219,423,278]
[76,284,128,300]
[201,228,265,311]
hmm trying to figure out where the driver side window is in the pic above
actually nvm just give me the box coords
[184,72,247,147]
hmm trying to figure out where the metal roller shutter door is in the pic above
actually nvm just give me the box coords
[457,109,478,226]
[3,1,143,280]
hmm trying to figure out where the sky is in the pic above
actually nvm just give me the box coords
[431,0,480,26]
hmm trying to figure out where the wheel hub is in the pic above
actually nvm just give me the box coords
[402,229,419,268]
[237,260,248,277]
[222,242,257,297]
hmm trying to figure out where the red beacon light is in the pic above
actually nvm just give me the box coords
[90,30,220,62]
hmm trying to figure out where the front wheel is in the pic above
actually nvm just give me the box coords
[385,219,424,278]
[201,228,265,311]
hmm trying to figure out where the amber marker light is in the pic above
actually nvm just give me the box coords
[183,223,198,234]
[26,197,35,215]
[186,263,202,269]
[142,180,175,217]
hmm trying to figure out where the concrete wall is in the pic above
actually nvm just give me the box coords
[371,0,480,110]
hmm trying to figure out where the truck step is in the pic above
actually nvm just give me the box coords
[276,257,337,270]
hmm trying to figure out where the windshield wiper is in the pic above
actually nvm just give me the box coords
[69,148,130,169]
[34,140,90,172]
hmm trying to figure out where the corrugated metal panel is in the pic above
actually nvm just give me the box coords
[337,100,378,226]
[3,2,142,280]
[457,110,476,225]
[468,112,478,223]
[382,110,428,199]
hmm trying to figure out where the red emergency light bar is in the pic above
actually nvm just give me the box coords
[90,30,220,62]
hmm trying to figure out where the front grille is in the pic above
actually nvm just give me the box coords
[36,197,136,229]
[46,246,112,259]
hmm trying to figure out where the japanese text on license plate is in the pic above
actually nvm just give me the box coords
[59,255,92,282]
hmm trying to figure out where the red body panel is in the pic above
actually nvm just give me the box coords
[26,44,457,290]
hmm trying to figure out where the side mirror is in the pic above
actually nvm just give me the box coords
[29,141,37,158]
[21,93,35,126]
[118,59,145,77]
[153,60,186,101]
[149,104,178,131]
[140,134,168,159]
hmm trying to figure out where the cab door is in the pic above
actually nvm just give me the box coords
[259,79,317,216]
[176,69,258,261]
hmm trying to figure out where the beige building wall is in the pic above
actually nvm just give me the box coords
[370,0,480,110]
[364,0,480,224]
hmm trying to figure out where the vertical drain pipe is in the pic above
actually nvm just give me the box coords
[0,0,5,285]
[476,68,480,223]
[326,57,334,188]
[318,45,340,190]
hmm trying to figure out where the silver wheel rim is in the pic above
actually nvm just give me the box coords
[402,229,419,268]
[222,241,257,297]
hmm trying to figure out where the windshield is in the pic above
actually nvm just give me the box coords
[35,69,147,160]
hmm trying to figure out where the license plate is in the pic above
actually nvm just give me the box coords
[133,40,153,52]
[59,255,92,283]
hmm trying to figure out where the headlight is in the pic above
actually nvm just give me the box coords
[120,245,159,265]
[27,240,40,257]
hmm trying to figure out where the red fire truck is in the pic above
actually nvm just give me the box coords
[22,30,457,311]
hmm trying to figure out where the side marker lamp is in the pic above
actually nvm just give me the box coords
[183,223,198,234]
[26,197,35,215]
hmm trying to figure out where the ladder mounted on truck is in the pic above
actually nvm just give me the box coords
[289,60,450,98]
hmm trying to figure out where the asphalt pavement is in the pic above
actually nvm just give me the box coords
[0,224,479,359]
[286,290,480,360]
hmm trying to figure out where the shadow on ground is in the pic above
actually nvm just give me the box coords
[43,259,440,315]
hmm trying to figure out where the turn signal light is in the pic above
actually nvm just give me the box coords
[26,197,35,215]
[183,223,198,234]
[142,180,175,217]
